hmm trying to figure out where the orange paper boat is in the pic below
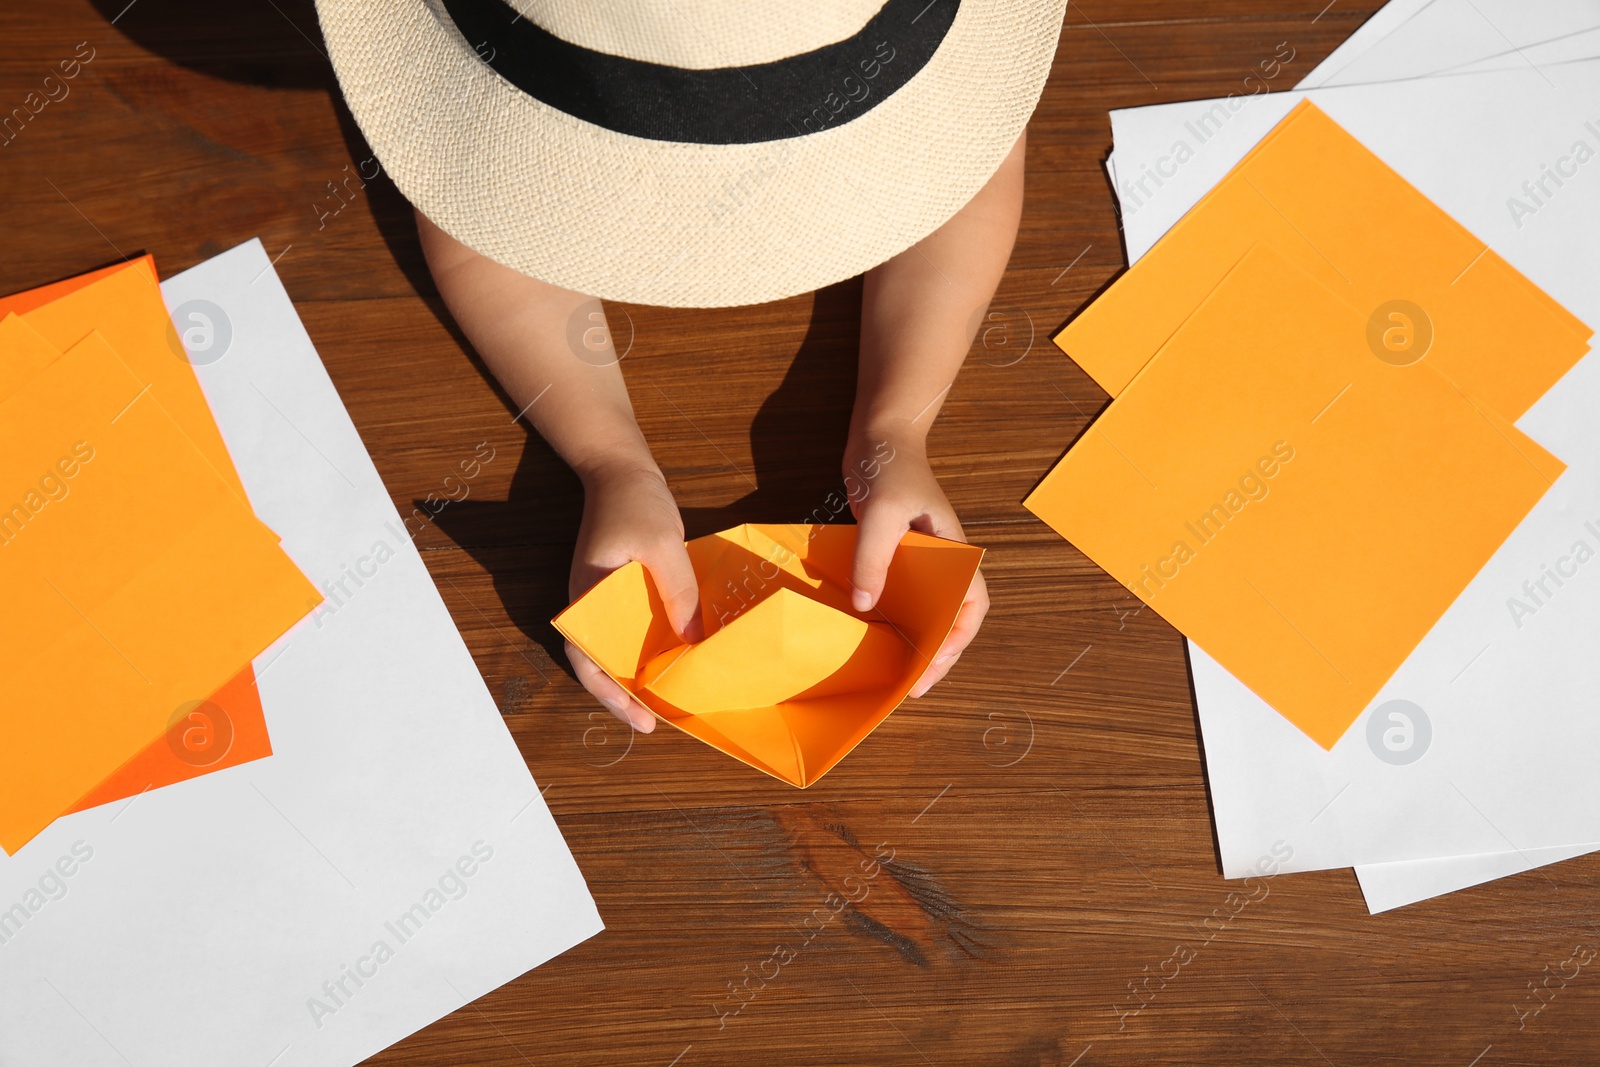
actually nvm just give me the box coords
[554,523,982,786]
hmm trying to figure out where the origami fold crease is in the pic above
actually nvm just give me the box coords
[638,588,909,713]
[554,523,982,786]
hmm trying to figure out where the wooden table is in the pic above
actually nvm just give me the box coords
[5,2,1597,1063]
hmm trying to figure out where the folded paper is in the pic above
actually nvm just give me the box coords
[1026,245,1563,748]
[554,523,982,786]
[638,587,908,713]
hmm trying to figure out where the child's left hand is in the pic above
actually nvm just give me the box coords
[844,432,989,698]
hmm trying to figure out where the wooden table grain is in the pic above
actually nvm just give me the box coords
[5,2,1598,1064]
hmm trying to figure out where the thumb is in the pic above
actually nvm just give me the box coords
[850,503,909,613]
[641,537,705,643]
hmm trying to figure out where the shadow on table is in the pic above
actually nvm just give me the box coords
[88,0,434,300]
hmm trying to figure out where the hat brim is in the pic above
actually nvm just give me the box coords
[317,0,1067,307]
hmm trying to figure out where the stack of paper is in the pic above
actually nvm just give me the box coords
[0,258,318,855]
[1032,0,1600,912]
[1,241,601,1066]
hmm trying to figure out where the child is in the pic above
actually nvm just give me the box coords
[316,0,1066,730]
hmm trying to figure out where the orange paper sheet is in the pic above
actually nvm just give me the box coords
[17,257,252,499]
[0,257,137,317]
[1025,246,1563,749]
[0,313,60,402]
[66,667,273,813]
[2,263,276,817]
[1056,102,1593,414]
[0,330,315,853]
[554,524,982,786]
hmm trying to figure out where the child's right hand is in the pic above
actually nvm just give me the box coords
[566,464,703,732]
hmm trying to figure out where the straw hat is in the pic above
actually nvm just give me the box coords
[316,0,1067,307]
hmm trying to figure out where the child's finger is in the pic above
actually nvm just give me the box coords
[910,572,988,698]
[568,641,656,732]
[940,590,987,663]
[850,503,910,612]
[943,571,990,658]
[908,657,955,699]
[641,538,705,643]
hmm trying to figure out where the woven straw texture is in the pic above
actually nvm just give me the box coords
[317,0,1068,307]
[502,1,885,68]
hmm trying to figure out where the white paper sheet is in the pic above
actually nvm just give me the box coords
[0,240,603,1066]
[1298,0,1438,87]
[1320,0,1600,86]
[1355,842,1598,913]
[1109,4,1600,262]
[1099,0,1600,229]
[1100,0,1436,197]
[1107,62,1600,883]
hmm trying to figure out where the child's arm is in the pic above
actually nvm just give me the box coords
[845,131,1026,696]
[418,211,699,731]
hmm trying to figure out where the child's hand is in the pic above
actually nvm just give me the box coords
[844,433,989,698]
[567,464,703,732]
